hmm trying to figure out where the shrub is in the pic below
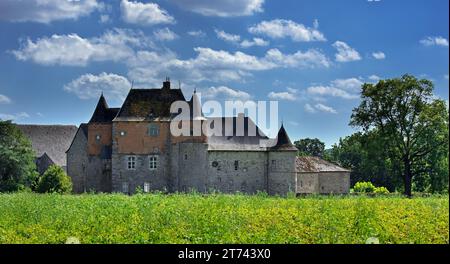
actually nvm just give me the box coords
[374,186,390,195]
[36,165,72,194]
[353,181,376,193]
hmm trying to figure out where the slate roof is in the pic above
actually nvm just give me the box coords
[270,124,297,151]
[89,94,119,123]
[206,115,273,151]
[114,87,186,121]
[296,156,351,173]
[16,124,78,167]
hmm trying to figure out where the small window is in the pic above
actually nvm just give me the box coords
[127,156,136,170]
[184,154,188,160]
[212,161,218,167]
[122,182,129,194]
[144,182,150,193]
[148,124,159,137]
[234,160,239,170]
[120,131,126,136]
[149,155,158,170]
[95,134,101,141]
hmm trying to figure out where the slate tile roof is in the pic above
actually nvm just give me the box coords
[296,156,351,172]
[16,124,78,167]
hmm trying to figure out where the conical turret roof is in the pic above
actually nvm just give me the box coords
[271,124,297,151]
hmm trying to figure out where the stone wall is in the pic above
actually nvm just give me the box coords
[66,129,88,193]
[268,151,297,195]
[296,172,319,194]
[318,172,350,194]
[207,151,268,194]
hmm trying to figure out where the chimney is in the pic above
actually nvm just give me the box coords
[163,77,170,90]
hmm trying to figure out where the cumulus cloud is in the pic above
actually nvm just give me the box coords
[187,30,206,37]
[332,41,361,62]
[420,36,449,47]
[64,72,131,103]
[0,0,102,23]
[304,103,316,113]
[306,77,363,99]
[168,0,264,17]
[202,86,251,100]
[268,91,297,101]
[120,0,175,26]
[215,29,269,48]
[11,28,153,66]
[153,28,178,41]
[215,29,241,43]
[248,19,326,42]
[314,103,337,114]
[0,112,29,121]
[372,51,386,60]
[368,74,381,81]
[0,94,11,104]
[240,38,269,48]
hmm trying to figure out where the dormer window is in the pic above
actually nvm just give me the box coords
[148,124,159,137]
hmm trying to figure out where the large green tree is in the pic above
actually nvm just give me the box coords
[350,74,449,196]
[294,138,325,157]
[0,120,38,192]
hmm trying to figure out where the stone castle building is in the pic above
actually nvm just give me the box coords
[66,79,350,195]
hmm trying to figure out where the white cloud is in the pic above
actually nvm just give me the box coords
[368,75,381,81]
[0,0,102,24]
[11,28,153,66]
[240,38,269,48]
[248,19,326,42]
[99,14,111,24]
[187,30,206,37]
[304,103,337,114]
[306,77,364,100]
[167,0,264,17]
[372,51,386,60]
[331,78,364,92]
[64,72,131,103]
[128,46,330,85]
[288,121,299,126]
[215,29,269,48]
[268,91,296,101]
[120,0,175,26]
[0,112,29,121]
[0,94,11,104]
[307,86,359,99]
[215,29,241,43]
[314,103,337,114]
[420,36,449,47]
[332,41,361,62]
[203,86,251,100]
[153,28,178,41]
[265,48,331,68]
[304,103,316,113]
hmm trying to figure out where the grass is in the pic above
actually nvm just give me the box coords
[0,192,448,244]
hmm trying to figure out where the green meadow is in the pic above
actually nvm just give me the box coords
[0,193,448,244]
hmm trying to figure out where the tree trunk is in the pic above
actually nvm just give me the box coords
[403,158,413,197]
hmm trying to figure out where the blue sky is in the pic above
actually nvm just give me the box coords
[0,0,448,147]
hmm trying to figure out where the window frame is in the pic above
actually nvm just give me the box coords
[127,156,136,170]
[149,155,158,170]
[148,124,160,137]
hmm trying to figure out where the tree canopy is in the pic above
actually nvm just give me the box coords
[294,138,325,157]
[0,120,38,192]
[349,74,449,196]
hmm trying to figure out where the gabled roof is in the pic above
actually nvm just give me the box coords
[114,87,186,121]
[296,156,350,173]
[16,124,78,167]
[270,124,297,151]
